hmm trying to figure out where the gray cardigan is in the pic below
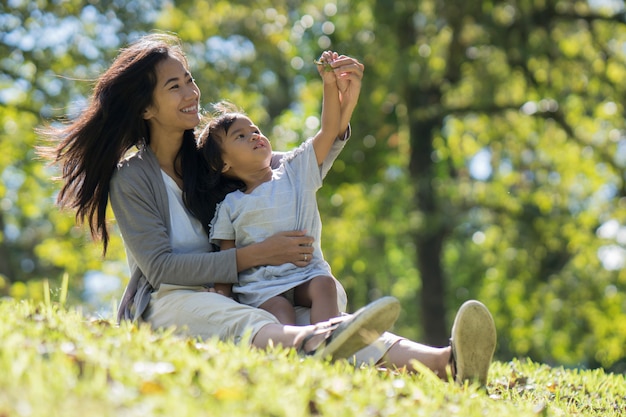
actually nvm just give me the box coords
[112,128,350,322]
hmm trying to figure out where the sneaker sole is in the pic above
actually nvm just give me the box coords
[316,296,401,360]
[451,300,496,386]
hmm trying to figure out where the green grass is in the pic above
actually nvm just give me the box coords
[0,299,624,417]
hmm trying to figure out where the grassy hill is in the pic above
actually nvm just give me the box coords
[0,299,624,417]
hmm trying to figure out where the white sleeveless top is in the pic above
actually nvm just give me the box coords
[161,171,211,254]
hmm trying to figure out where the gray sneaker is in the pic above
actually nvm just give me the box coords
[450,300,496,386]
[302,296,401,361]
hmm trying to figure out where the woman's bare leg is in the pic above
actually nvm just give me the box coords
[379,339,452,379]
[380,300,496,384]
[253,324,453,380]
[251,296,402,361]
[251,323,315,349]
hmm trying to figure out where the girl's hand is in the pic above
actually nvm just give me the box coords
[211,283,233,298]
[315,50,339,84]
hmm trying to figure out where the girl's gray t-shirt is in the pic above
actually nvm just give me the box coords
[209,139,345,310]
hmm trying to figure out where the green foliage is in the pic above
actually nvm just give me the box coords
[1,299,626,417]
[2,0,626,370]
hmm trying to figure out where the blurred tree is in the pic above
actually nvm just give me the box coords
[0,0,161,300]
[2,0,626,369]
[355,0,626,367]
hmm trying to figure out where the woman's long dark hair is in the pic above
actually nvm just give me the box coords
[39,33,198,254]
[185,102,246,235]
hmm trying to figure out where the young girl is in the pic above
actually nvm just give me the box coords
[199,52,347,325]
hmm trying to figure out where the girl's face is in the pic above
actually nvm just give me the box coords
[219,116,272,176]
[143,54,201,135]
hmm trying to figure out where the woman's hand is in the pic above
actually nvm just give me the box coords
[332,55,364,110]
[236,230,314,272]
[262,230,315,267]
[316,52,363,111]
[330,54,364,135]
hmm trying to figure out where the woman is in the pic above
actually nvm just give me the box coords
[41,33,496,384]
[39,32,397,360]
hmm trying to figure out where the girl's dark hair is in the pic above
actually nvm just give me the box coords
[185,101,246,235]
[39,33,196,254]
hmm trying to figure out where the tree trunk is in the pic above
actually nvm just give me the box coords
[0,210,15,292]
[383,0,451,346]
[407,102,449,346]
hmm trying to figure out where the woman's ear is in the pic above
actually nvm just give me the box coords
[143,107,154,120]
[221,162,230,173]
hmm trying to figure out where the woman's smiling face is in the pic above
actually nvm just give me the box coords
[143,54,201,134]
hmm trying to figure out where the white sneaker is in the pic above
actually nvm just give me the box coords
[301,296,401,361]
[450,300,496,386]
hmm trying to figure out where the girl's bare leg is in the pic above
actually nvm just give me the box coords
[259,296,297,324]
[294,275,340,324]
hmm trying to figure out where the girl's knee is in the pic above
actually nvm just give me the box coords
[260,296,296,324]
[311,275,337,296]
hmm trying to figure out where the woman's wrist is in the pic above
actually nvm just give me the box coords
[235,243,263,272]
[337,124,351,141]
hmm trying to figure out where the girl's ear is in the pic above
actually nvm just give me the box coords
[221,162,230,173]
